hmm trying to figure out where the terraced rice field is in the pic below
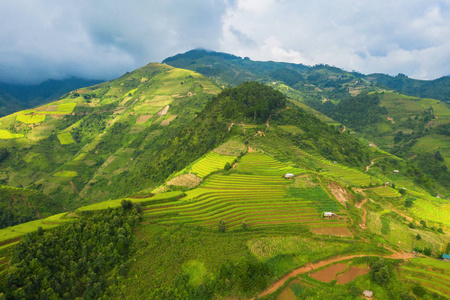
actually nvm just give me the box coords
[189,151,236,178]
[372,186,401,198]
[236,152,303,176]
[16,114,46,124]
[144,173,345,231]
[402,258,450,298]
[408,192,450,226]
[53,170,78,178]
[291,147,378,187]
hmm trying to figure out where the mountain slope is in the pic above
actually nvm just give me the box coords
[0,78,102,117]
[0,63,221,209]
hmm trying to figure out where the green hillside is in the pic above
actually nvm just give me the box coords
[0,57,448,300]
[0,63,221,210]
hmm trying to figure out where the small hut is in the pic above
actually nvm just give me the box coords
[323,212,337,218]
[363,290,373,298]
[284,173,294,179]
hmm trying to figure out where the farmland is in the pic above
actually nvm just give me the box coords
[187,151,237,178]
[401,258,450,298]
[408,191,450,227]
[143,152,347,232]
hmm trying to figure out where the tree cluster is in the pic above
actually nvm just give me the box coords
[3,207,141,299]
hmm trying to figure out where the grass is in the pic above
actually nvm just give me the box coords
[56,103,77,113]
[57,132,75,145]
[278,125,304,134]
[408,190,450,227]
[16,114,46,124]
[53,170,78,178]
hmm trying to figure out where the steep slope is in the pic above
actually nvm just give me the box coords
[0,63,220,210]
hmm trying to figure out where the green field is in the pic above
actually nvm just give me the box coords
[53,170,78,177]
[76,191,184,212]
[402,258,450,297]
[408,191,450,227]
[188,151,237,178]
[56,102,77,113]
[0,213,72,244]
[0,129,24,139]
[57,132,75,145]
[16,113,46,124]
[372,186,401,198]
[144,152,345,231]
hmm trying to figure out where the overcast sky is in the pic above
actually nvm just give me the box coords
[1,0,450,84]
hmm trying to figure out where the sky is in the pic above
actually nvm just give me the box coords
[1,0,450,84]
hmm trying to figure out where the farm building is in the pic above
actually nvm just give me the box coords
[363,290,373,298]
[284,173,294,179]
[323,212,336,218]
[442,254,450,262]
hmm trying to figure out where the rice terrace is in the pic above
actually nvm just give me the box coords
[0,49,449,300]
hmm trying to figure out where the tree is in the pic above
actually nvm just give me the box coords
[241,221,248,230]
[218,220,226,233]
[121,200,133,210]
[371,259,390,285]
[416,234,421,240]
[420,220,427,228]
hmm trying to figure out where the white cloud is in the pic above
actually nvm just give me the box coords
[0,0,449,83]
[219,0,450,79]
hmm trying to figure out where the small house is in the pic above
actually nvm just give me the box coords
[323,212,336,218]
[442,254,450,262]
[363,290,373,298]
[393,170,399,174]
[284,173,294,179]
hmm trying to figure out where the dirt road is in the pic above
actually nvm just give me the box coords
[255,251,414,299]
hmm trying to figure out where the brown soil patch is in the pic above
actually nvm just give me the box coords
[336,266,370,284]
[167,173,202,188]
[278,280,301,300]
[310,226,353,237]
[328,181,351,205]
[254,131,266,137]
[310,263,348,282]
[140,77,148,82]
[387,117,395,124]
[161,115,177,126]
[248,146,256,152]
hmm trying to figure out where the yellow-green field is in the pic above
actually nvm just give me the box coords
[16,114,46,124]
[372,186,401,198]
[53,171,78,178]
[57,132,75,145]
[0,130,24,139]
[408,191,450,227]
[188,151,237,178]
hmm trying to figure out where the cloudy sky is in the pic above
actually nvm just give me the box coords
[1,0,450,84]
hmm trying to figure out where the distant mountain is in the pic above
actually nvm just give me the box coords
[0,78,102,117]
[365,73,450,103]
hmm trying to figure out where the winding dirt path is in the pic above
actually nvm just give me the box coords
[255,250,414,299]
[365,156,386,172]
[341,125,346,133]
[357,199,368,229]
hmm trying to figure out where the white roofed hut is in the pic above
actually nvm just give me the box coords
[323,212,337,218]
[284,173,294,179]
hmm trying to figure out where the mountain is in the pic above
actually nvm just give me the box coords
[164,49,450,195]
[0,78,102,117]
[365,73,450,103]
[0,55,449,299]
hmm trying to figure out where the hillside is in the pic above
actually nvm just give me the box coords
[0,81,449,299]
[0,63,221,210]
[164,49,450,196]
[0,78,102,117]
[365,73,450,103]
